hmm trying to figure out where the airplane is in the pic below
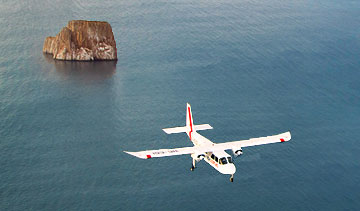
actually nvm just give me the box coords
[124,103,291,182]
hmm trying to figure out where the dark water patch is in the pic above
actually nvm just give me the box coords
[43,54,117,82]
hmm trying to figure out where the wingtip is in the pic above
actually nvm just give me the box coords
[285,131,292,141]
[124,151,136,157]
[123,151,131,155]
[162,128,171,134]
[124,151,148,159]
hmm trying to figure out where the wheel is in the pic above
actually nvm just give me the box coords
[230,175,234,182]
[190,166,194,171]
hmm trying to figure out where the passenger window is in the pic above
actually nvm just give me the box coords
[215,157,218,163]
[227,157,233,163]
[220,157,227,165]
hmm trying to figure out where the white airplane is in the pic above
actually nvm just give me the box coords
[124,103,291,182]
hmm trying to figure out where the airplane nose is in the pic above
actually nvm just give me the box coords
[229,164,236,174]
[221,164,236,175]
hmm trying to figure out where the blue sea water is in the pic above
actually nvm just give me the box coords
[1,0,360,210]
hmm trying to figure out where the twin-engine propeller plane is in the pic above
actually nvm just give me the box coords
[124,103,291,182]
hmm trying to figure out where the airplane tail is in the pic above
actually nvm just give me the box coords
[186,103,194,135]
[162,103,213,135]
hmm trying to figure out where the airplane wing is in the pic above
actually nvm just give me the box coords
[124,146,199,159]
[124,131,291,159]
[213,131,291,150]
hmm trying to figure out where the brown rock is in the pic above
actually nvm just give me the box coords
[43,20,117,61]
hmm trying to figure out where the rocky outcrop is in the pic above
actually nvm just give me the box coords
[43,20,117,61]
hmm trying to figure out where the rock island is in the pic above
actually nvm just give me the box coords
[43,20,117,61]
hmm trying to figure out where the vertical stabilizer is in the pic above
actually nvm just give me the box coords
[186,103,194,138]
[162,103,212,135]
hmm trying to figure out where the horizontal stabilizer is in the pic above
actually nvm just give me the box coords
[194,124,213,131]
[162,124,213,134]
[162,126,188,134]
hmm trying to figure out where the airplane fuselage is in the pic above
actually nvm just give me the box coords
[189,131,236,175]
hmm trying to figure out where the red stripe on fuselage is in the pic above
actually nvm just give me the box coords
[188,106,193,140]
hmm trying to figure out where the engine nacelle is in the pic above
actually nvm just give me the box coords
[232,148,243,157]
[191,153,205,162]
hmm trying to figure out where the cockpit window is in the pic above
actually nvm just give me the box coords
[211,154,215,160]
[227,157,233,163]
[215,156,218,163]
[220,157,227,165]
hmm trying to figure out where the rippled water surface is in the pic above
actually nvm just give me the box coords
[1,0,360,210]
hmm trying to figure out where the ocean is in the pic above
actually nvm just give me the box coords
[1,0,360,210]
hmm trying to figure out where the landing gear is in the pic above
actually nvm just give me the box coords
[230,174,234,182]
[190,159,196,171]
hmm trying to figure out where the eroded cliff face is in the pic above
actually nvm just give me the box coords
[43,20,117,61]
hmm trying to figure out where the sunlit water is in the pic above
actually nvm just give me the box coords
[1,0,360,210]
